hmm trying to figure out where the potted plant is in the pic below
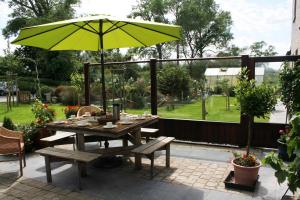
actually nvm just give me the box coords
[233,67,277,186]
[31,99,55,148]
[64,105,80,119]
[263,114,300,198]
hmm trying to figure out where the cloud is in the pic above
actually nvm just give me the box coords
[215,0,292,54]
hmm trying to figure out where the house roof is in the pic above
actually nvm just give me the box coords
[204,67,265,76]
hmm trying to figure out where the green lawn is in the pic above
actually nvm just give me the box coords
[127,95,268,123]
[0,95,268,124]
[0,103,66,125]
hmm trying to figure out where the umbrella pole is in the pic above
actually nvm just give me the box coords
[101,50,106,113]
[100,20,106,113]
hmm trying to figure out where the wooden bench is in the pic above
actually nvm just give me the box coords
[40,132,75,149]
[36,147,99,190]
[141,128,159,142]
[132,136,174,178]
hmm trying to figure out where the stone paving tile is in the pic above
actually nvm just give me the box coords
[0,172,100,200]
[123,155,251,196]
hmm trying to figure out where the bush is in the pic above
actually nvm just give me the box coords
[213,85,223,94]
[18,80,37,93]
[40,85,53,95]
[55,85,78,105]
[228,86,236,97]
[17,124,37,152]
[3,117,16,130]
[131,96,145,109]
[158,65,190,100]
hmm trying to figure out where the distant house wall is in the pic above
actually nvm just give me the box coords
[291,0,300,55]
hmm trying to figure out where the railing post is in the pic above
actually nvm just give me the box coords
[84,62,90,106]
[150,58,157,115]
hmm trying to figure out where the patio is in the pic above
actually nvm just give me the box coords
[0,141,288,200]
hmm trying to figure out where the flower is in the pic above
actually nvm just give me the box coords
[233,152,258,167]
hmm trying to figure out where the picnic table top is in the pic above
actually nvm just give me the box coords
[46,115,159,138]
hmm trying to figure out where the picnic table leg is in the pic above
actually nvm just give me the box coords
[166,144,170,168]
[77,162,83,190]
[45,156,52,183]
[150,153,154,179]
[133,129,142,170]
[76,133,87,177]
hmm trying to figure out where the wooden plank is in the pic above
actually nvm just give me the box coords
[40,132,75,142]
[140,137,174,155]
[36,147,99,162]
[141,128,159,133]
[132,136,166,153]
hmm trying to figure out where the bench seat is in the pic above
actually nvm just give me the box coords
[141,128,159,142]
[132,136,174,178]
[36,147,99,189]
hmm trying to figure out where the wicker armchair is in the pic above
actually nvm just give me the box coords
[77,105,103,117]
[77,105,111,148]
[0,126,26,176]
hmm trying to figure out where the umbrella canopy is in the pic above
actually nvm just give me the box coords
[12,15,181,111]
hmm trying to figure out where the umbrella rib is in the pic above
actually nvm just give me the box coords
[126,22,180,40]
[72,22,99,35]
[12,23,74,43]
[103,23,128,35]
[105,19,147,47]
[103,21,120,34]
[48,21,90,50]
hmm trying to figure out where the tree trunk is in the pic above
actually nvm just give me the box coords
[176,41,180,66]
[246,115,253,156]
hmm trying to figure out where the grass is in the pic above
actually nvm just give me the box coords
[0,103,66,125]
[127,95,268,123]
[0,95,268,124]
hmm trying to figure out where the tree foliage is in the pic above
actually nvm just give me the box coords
[249,41,277,56]
[1,0,80,81]
[158,65,190,100]
[178,0,233,58]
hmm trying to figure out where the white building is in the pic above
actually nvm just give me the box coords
[291,0,300,55]
[205,67,265,87]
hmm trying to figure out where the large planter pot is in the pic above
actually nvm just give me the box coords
[232,159,261,186]
[278,139,296,162]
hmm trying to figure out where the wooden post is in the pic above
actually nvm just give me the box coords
[84,63,90,106]
[150,58,157,115]
[45,156,52,183]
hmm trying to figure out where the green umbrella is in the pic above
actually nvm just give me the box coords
[12,15,181,111]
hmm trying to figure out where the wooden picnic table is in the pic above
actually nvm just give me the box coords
[46,115,159,175]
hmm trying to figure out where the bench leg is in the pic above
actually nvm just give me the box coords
[150,153,154,179]
[166,144,170,168]
[146,136,150,143]
[45,156,52,183]
[76,133,87,177]
[77,162,83,190]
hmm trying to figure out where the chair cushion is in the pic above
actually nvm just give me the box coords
[0,142,24,154]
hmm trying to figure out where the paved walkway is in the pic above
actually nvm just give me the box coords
[0,142,290,200]
[269,100,287,124]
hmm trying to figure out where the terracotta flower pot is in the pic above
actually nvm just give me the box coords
[231,159,261,186]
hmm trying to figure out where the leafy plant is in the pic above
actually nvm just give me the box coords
[235,67,276,160]
[31,99,55,126]
[64,105,80,118]
[279,62,300,116]
[17,124,38,152]
[2,116,16,130]
[233,152,259,167]
[263,114,300,194]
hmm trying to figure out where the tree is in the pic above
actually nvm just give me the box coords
[2,0,80,81]
[249,41,277,56]
[178,0,233,59]
[158,65,190,101]
[129,0,169,60]
[217,44,247,57]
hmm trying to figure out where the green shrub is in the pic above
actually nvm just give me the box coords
[18,80,36,93]
[213,85,223,94]
[17,124,38,152]
[2,117,16,130]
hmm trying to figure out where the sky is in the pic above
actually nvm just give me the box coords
[0,0,293,57]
